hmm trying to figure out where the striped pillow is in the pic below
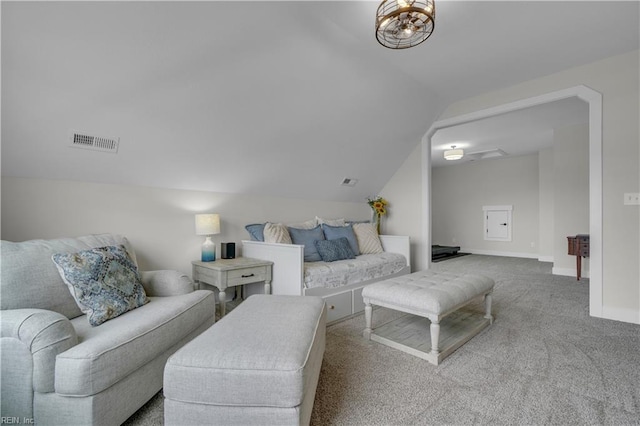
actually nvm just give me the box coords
[352,223,383,254]
[263,223,292,244]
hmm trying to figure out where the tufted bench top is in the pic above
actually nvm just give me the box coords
[164,295,325,408]
[362,270,494,318]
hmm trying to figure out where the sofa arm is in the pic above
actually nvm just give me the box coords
[139,270,194,296]
[1,309,78,398]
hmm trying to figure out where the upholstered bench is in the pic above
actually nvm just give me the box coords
[164,294,326,425]
[362,270,494,365]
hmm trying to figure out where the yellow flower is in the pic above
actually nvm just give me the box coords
[367,196,389,216]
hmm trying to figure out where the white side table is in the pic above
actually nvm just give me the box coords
[192,257,273,317]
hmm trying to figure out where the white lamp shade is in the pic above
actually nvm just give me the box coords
[195,214,221,235]
[444,148,464,161]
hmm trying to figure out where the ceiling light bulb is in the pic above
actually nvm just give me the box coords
[444,145,464,161]
[397,0,409,7]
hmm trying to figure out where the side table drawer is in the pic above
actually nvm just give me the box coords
[227,266,269,286]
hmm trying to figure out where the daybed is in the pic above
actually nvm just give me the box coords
[242,219,411,323]
[0,234,215,426]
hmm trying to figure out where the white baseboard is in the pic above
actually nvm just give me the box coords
[538,255,554,262]
[600,305,640,325]
[463,248,539,259]
[552,267,575,277]
[552,267,590,279]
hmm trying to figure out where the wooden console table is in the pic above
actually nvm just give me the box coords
[567,234,589,281]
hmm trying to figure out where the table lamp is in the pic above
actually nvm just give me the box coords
[195,213,220,262]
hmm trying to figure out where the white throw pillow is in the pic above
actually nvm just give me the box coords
[352,223,383,254]
[286,219,317,230]
[263,222,292,244]
[316,216,346,227]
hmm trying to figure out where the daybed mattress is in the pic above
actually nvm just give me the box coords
[304,252,407,290]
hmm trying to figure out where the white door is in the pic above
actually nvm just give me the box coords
[483,205,513,241]
[487,211,509,240]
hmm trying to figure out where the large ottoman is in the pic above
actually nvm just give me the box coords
[362,270,494,365]
[164,294,326,425]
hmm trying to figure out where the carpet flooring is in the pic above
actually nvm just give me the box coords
[124,255,640,425]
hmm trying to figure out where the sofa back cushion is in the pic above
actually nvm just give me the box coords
[1,234,136,319]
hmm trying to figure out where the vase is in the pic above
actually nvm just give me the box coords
[374,213,381,234]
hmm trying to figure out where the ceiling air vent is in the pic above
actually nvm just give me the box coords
[467,148,507,161]
[69,130,119,153]
[341,178,358,187]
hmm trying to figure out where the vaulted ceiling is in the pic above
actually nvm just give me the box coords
[2,1,638,201]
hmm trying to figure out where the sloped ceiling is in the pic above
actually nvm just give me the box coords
[2,1,638,202]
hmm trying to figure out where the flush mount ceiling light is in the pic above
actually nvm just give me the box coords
[375,0,435,49]
[444,145,464,161]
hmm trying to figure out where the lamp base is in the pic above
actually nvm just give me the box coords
[201,236,216,262]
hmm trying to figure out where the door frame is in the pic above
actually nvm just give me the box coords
[421,85,603,318]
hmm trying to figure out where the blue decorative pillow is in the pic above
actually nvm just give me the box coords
[315,238,355,262]
[322,223,360,255]
[245,223,265,241]
[52,245,149,326]
[287,225,325,262]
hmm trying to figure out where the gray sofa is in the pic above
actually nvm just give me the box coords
[0,234,216,425]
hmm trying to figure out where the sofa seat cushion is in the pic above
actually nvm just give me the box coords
[164,295,326,408]
[303,252,407,290]
[55,290,214,396]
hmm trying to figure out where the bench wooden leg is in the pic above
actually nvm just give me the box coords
[430,320,440,355]
[363,303,372,339]
[484,292,494,324]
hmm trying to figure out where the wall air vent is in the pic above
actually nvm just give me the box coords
[341,178,358,187]
[69,130,119,153]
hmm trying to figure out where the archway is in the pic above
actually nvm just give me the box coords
[421,85,603,318]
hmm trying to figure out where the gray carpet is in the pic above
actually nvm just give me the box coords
[124,255,640,425]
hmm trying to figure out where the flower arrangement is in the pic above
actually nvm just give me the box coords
[367,196,389,233]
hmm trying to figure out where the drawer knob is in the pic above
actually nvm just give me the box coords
[241,273,255,278]
[329,305,335,310]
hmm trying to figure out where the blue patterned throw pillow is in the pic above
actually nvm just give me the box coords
[52,245,149,326]
[322,223,360,255]
[315,237,355,262]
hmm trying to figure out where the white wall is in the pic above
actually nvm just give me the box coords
[0,177,370,277]
[431,154,540,258]
[552,123,590,277]
[383,50,640,324]
[538,148,554,262]
[379,143,422,270]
